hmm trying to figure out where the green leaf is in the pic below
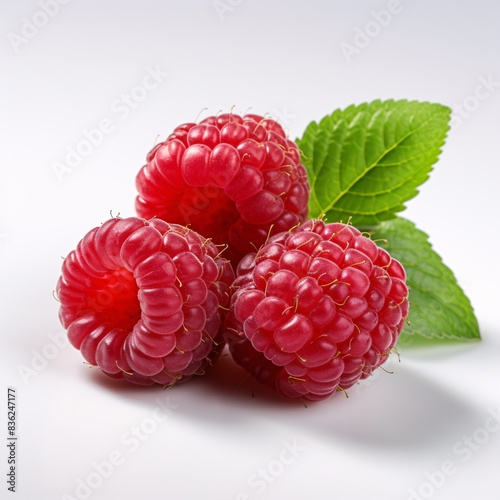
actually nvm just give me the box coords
[373,217,480,344]
[296,100,451,226]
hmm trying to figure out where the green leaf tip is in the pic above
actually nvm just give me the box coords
[296,99,452,227]
[374,217,480,345]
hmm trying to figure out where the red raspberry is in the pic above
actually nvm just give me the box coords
[135,113,309,265]
[223,219,409,402]
[56,216,234,387]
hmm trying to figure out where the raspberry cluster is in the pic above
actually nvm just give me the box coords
[57,110,409,400]
[135,113,309,264]
[57,217,233,386]
[223,220,409,401]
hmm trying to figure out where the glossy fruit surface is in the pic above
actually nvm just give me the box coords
[57,216,234,387]
[135,113,309,264]
[223,219,409,401]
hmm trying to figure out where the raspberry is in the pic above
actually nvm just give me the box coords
[56,216,234,387]
[223,219,409,402]
[135,112,309,264]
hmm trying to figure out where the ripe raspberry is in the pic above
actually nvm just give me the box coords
[56,216,234,387]
[223,219,409,402]
[135,112,309,265]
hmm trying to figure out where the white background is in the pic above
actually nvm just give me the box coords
[1,1,499,499]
